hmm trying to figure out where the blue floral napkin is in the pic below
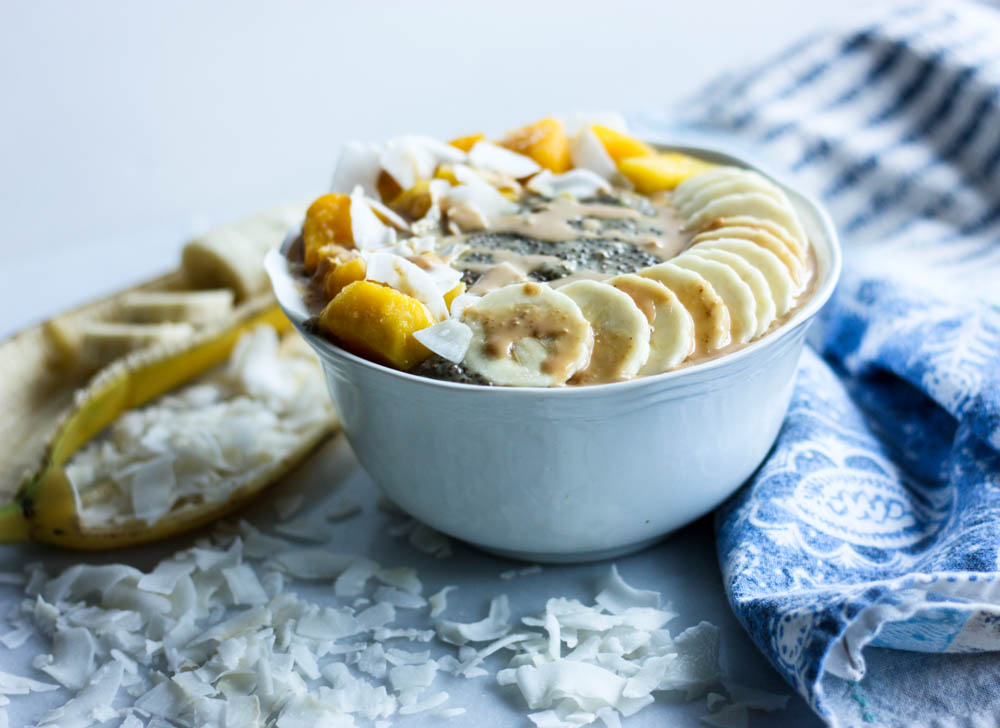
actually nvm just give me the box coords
[633,2,1000,725]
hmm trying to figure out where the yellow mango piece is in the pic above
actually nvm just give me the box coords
[449,133,485,152]
[591,125,655,163]
[321,255,367,300]
[434,165,460,186]
[390,181,435,221]
[444,282,465,310]
[618,153,716,193]
[303,194,353,272]
[318,280,433,371]
[500,117,571,173]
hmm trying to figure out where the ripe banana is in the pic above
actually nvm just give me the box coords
[0,301,331,549]
[684,246,776,337]
[637,262,731,354]
[559,279,650,384]
[79,321,194,367]
[692,225,807,290]
[609,274,694,374]
[673,170,786,219]
[670,254,758,346]
[684,193,808,253]
[119,289,234,325]
[461,282,593,387]
[688,239,795,315]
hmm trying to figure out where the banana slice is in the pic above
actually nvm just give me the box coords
[673,170,785,219]
[713,214,808,262]
[670,254,757,345]
[637,263,731,353]
[559,280,650,384]
[79,322,194,368]
[182,230,268,301]
[684,193,808,254]
[609,274,694,374]
[683,247,776,337]
[671,166,739,206]
[119,289,235,325]
[461,282,593,387]
[693,225,807,290]
[690,239,795,316]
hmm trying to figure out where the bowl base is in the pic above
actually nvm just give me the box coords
[474,535,664,565]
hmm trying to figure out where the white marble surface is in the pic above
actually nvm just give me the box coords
[0,1,881,724]
[0,437,824,727]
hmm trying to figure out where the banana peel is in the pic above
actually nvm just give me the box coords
[0,297,326,548]
[0,202,340,549]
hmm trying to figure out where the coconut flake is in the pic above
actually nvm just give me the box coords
[445,181,517,222]
[436,595,510,645]
[332,141,382,197]
[428,586,456,618]
[569,127,617,180]
[414,320,473,363]
[399,689,449,715]
[273,515,332,543]
[350,185,397,250]
[373,586,427,610]
[595,565,662,614]
[659,622,721,698]
[388,661,437,693]
[37,659,124,728]
[221,564,269,606]
[38,627,96,689]
[334,558,380,598]
[469,141,541,178]
[563,111,628,135]
[365,250,447,320]
[0,624,32,650]
[437,706,466,718]
[380,137,438,190]
[528,168,612,198]
[119,455,175,525]
[266,550,357,580]
[374,567,422,596]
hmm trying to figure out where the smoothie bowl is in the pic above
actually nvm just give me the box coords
[265,116,841,562]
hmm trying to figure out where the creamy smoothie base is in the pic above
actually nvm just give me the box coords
[289,117,815,387]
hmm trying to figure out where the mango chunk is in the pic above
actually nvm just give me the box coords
[320,255,367,300]
[444,282,465,310]
[618,153,716,193]
[500,117,571,173]
[318,280,433,370]
[390,180,435,221]
[591,125,655,163]
[303,194,353,272]
[434,165,460,186]
[449,133,485,153]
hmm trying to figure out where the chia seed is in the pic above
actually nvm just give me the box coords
[412,356,492,385]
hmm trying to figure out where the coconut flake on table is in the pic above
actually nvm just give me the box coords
[570,127,618,180]
[364,249,448,320]
[414,319,473,363]
[436,595,511,645]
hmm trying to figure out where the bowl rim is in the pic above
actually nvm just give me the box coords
[268,141,842,396]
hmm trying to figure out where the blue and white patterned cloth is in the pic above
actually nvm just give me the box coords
[633,2,1000,726]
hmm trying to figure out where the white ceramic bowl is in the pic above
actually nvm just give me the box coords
[266,145,841,563]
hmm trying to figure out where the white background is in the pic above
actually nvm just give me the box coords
[0,0,872,337]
